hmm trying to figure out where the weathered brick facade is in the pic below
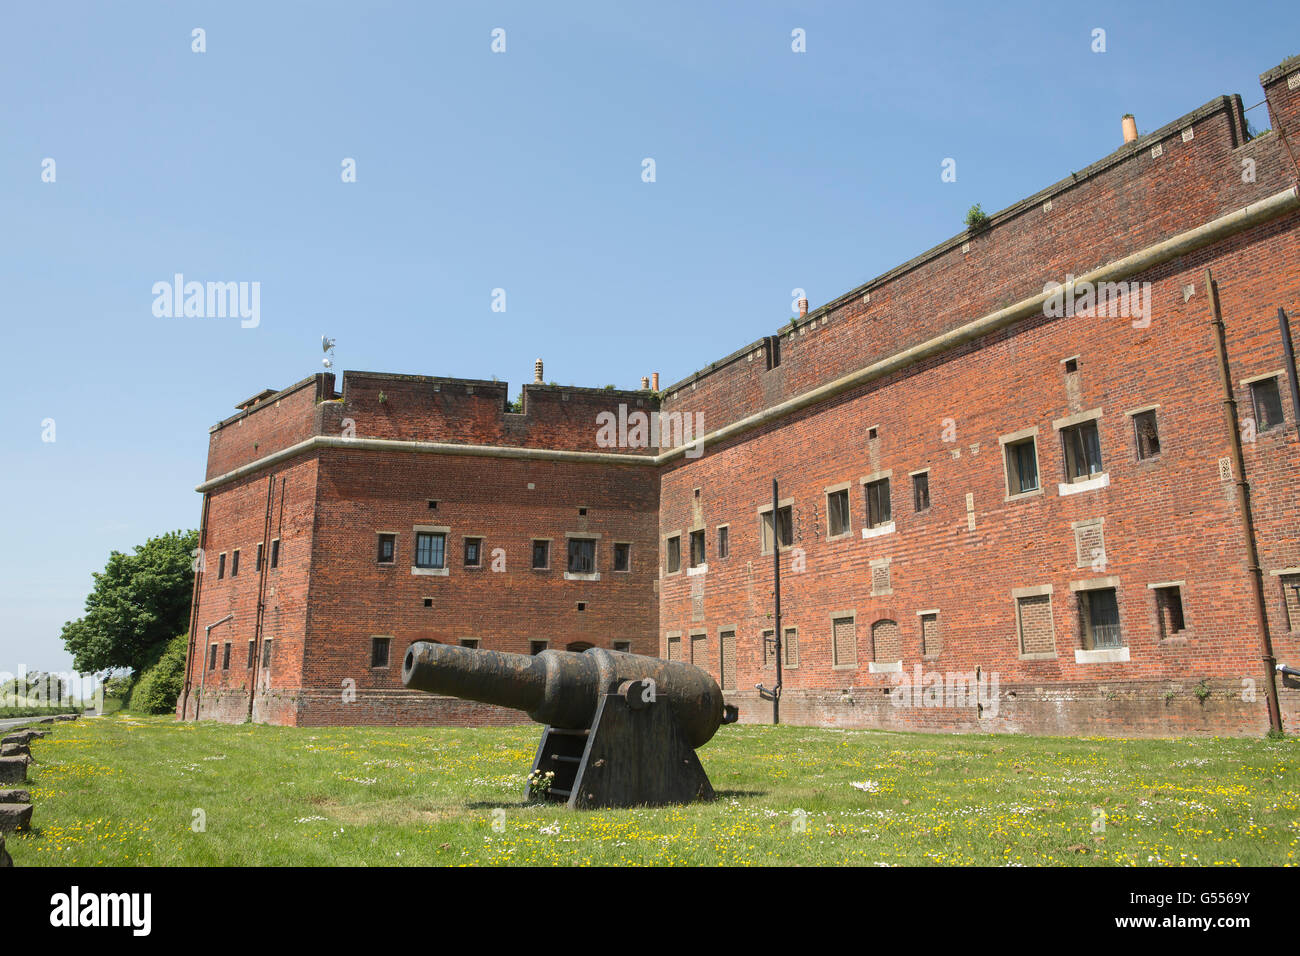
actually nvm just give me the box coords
[180,56,1300,736]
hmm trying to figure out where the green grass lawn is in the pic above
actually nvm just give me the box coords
[7,715,1298,866]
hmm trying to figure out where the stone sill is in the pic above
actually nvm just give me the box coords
[868,660,903,674]
[1075,646,1131,664]
[861,522,895,540]
[564,571,600,582]
[1059,472,1110,497]
[411,567,448,577]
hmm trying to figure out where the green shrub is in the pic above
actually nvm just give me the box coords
[127,633,188,714]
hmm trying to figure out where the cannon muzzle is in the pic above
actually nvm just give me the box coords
[402,642,726,749]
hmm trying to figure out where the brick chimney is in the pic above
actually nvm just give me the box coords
[534,358,544,383]
[1122,114,1138,144]
[651,372,660,391]
[798,296,808,318]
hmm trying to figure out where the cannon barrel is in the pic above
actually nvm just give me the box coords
[402,643,726,748]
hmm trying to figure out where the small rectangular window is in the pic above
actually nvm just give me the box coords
[261,639,273,669]
[760,506,792,553]
[221,643,231,670]
[217,553,226,579]
[377,533,396,564]
[1154,586,1185,639]
[270,539,280,569]
[246,640,255,668]
[1251,377,1285,431]
[415,532,446,569]
[613,640,632,653]
[689,529,705,567]
[464,537,482,567]
[717,526,729,559]
[568,538,596,573]
[913,472,930,512]
[831,616,856,667]
[864,478,891,528]
[371,637,391,669]
[784,626,799,667]
[459,638,480,649]
[255,542,264,572]
[231,549,240,577]
[827,489,850,536]
[1061,420,1104,481]
[1005,438,1039,495]
[208,644,218,669]
[1133,411,1161,460]
[529,640,548,655]
[1282,574,1300,632]
[665,535,681,573]
[613,542,630,572]
[532,539,550,569]
[1081,587,1123,649]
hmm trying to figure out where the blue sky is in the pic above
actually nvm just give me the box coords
[2,1,1296,676]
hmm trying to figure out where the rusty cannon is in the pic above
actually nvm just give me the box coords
[402,642,738,809]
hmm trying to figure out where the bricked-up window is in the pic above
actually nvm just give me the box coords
[530,640,548,655]
[1251,376,1285,431]
[690,633,707,666]
[871,620,901,663]
[532,540,550,570]
[1061,420,1104,481]
[208,644,218,669]
[864,478,891,528]
[255,542,264,572]
[371,637,391,669]
[1282,574,1300,631]
[270,538,280,569]
[913,472,930,512]
[827,489,850,537]
[920,612,941,657]
[568,538,596,573]
[1133,411,1161,460]
[832,616,856,667]
[1154,586,1186,639]
[463,537,482,567]
[261,639,273,669]
[218,552,226,579]
[231,549,240,577]
[667,635,682,661]
[415,532,447,569]
[720,629,737,691]
[1080,587,1123,649]
[1017,594,1055,656]
[784,626,799,667]
[613,542,630,572]
[221,642,231,670]
[717,526,729,559]
[762,628,775,667]
[760,506,793,553]
[1005,438,1039,495]
[377,533,396,564]
[689,529,705,567]
[246,640,255,668]
[665,535,681,573]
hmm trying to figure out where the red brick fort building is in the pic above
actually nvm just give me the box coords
[179,56,1300,736]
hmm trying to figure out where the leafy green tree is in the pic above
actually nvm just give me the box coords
[127,634,189,714]
[60,529,199,675]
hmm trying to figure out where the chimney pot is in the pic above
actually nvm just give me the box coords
[1122,114,1138,144]
[640,376,650,390]
[798,297,809,318]
[651,372,660,391]
[534,358,544,383]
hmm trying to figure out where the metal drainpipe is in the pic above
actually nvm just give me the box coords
[181,492,211,720]
[1206,269,1283,732]
[195,614,233,721]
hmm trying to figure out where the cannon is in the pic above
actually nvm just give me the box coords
[402,642,738,809]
